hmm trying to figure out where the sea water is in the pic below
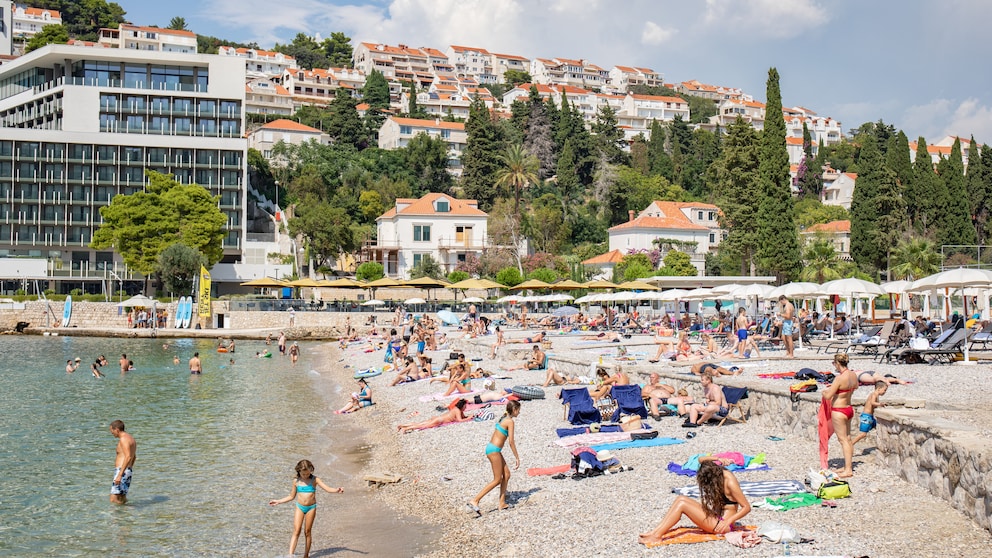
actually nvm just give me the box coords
[0,336,426,557]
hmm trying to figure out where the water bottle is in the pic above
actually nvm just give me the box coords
[783,541,791,555]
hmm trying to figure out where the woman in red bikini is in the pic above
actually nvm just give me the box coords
[823,353,857,477]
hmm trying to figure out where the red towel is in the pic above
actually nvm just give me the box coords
[818,397,834,469]
[757,371,797,379]
[526,464,571,476]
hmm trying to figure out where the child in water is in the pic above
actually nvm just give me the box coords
[269,459,344,558]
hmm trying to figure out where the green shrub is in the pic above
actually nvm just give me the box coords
[495,266,523,288]
[447,270,469,283]
[356,262,384,282]
[527,267,558,283]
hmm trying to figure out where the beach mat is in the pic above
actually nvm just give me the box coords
[526,464,571,477]
[590,438,684,451]
[673,479,805,498]
[667,462,771,476]
[554,431,631,448]
[643,525,758,548]
[418,390,485,402]
[757,371,798,379]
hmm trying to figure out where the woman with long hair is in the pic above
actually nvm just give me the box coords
[638,457,750,545]
[466,400,520,515]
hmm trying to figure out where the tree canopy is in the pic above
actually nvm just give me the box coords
[91,172,226,277]
[30,0,125,41]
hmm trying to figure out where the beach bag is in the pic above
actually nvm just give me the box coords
[789,379,817,401]
[757,521,801,544]
[816,479,852,500]
[805,469,828,491]
[631,430,659,440]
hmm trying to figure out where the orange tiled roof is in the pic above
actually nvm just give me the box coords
[582,249,625,265]
[389,117,465,131]
[806,220,850,233]
[630,93,686,104]
[121,24,196,38]
[492,52,528,61]
[258,119,324,133]
[450,45,491,54]
[420,47,447,58]
[20,6,61,18]
[614,65,638,73]
[609,215,708,232]
[786,137,804,145]
[379,193,485,219]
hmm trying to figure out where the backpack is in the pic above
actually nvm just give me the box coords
[789,379,818,401]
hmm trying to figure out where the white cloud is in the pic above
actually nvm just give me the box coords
[703,0,829,39]
[902,98,992,145]
[641,21,676,46]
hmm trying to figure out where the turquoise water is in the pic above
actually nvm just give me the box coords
[0,336,343,557]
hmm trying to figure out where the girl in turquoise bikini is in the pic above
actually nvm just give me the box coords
[269,459,343,558]
[467,400,521,515]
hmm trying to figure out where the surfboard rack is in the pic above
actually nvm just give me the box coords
[363,472,402,488]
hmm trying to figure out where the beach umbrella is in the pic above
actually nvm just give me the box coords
[547,293,574,302]
[320,277,366,288]
[548,279,585,290]
[366,277,403,288]
[449,278,507,290]
[436,309,460,326]
[552,305,580,317]
[361,299,385,306]
[403,297,426,305]
[495,295,520,304]
[402,277,450,288]
[908,268,992,364]
[711,283,746,295]
[683,287,714,301]
[821,278,885,297]
[881,280,913,316]
[462,296,485,303]
[240,277,289,288]
[510,279,552,291]
[616,280,659,291]
[768,282,824,299]
[574,294,594,304]
[288,277,321,288]
[118,294,157,307]
[583,279,619,289]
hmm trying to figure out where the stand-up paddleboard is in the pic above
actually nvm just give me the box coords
[181,298,192,329]
[174,297,186,328]
[62,295,72,327]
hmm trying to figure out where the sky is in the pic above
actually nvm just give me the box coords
[117,0,992,143]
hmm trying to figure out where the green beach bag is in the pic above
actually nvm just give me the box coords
[816,479,851,500]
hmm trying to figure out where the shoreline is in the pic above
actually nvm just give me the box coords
[329,329,992,557]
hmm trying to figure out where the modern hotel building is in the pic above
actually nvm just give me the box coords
[0,44,249,292]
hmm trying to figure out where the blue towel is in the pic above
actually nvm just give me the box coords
[555,425,623,438]
[589,438,684,451]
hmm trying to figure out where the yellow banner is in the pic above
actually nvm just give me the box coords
[198,266,212,318]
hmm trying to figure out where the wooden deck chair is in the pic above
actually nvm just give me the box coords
[718,386,748,426]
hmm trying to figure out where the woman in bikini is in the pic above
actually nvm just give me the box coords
[638,456,750,545]
[823,353,858,477]
[269,459,344,558]
[397,398,474,433]
[467,400,521,515]
[336,379,372,414]
[589,366,628,399]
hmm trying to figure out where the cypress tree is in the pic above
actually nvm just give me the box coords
[886,131,914,187]
[647,120,673,180]
[875,158,907,279]
[710,117,761,275]
[909,137,940,234]
[556,138,579,210]
[966,137,988,243]
[850,136,883,271]
[980,144,992,244]
[756,67,801,281]
[461,98,505,210]
[327,88,365,149]
[938,138,975,246]
[591,104,626,165]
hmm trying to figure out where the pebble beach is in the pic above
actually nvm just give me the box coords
[321,327,992,558]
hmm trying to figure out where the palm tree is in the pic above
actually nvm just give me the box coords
[890,238,941,280]
[495,144,539,212]
[800,238,843,283]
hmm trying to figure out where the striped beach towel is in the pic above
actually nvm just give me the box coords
[672,479,805,498]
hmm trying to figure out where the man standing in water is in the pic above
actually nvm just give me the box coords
[189,352,202,375]
[119,354,129,374]
[109,420,136,505]
[278,331,287,355]
[779,295,796,358]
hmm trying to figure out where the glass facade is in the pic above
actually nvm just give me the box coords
[98,93,242,137]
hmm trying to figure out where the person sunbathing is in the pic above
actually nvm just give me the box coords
[579,331,621,342]
[674,332,707,361]
[388,357,421,387]
[638,457,750,545]
[642,373,677,419]
[855,370,911,386]
[648,329,677,363]
[690,362,741,376]
[397,399,473,433]
[505,331,545,344]
[441,362,473,397]
[542,367,591,387]
[589,366,629,400]
[504,345,545,371]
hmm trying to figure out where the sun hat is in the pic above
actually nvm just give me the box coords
[595,450,614,462]
[74,357,81,362]
[589,422,602,433]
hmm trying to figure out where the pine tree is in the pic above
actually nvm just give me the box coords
[710,117,761,275]
[850,136,883,271]
[647,120,673,180]
[756,68,801,281]
[938,138,976,246]
[461,98,505,211]
[966,137,989,243]
[361,69,391,141]
[523,97,555,179]
[327,88,364,149]
[591,104,626,165]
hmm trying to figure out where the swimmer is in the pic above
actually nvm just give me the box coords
[173,356,180,365]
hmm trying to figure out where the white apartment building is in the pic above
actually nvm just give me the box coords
[368,193,489,277]
[244,78,293,115]
[12,4,61,41]
[98,24,198,54]
[530,57,611,90]
[801,220,851,260]
[707,98,767,130]
[446,45,497,84]
[605,201,725,275]
[821,170,857,209]
[378,116,467,174]
[248,119,328,159]
[0,44,249,292]
[676,80,747,102]
[608,66,663,93]
[621,93,690,122]
[910,135,973,167]
[280,67,365,109]
[490,52,529,84]
[218,46,297,79]
[0,0,12,56]
[783,106,843,148]
[352,42,439,82]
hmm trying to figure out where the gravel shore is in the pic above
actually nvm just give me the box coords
[328,329,992,557]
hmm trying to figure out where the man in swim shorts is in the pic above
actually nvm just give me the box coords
[778,295,795,358]
[109,419,136,504]
[189,352,202,374]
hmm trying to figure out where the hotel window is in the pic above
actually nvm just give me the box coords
[413,253,423,267]
[413,224,431,242]
[709,233,715,243]
[697,211,703,220]
[400,126,412,135]
[708,211,715,221]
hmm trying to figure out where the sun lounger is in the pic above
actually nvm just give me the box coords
[887,328,969,365]
[561,387,602,425]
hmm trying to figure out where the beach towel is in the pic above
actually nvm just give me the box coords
[589,437,684,451]
[526,464,572,477]
[554,431,631,448]
[818,397,834,469]
[673,480,805,498]
[752,492,821,511]
[555,425,623,438]
[756,371,798,379]
[642,526,743,548]
[464,400,507,411]
[667,461,771,477]
[418,389,485,402]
